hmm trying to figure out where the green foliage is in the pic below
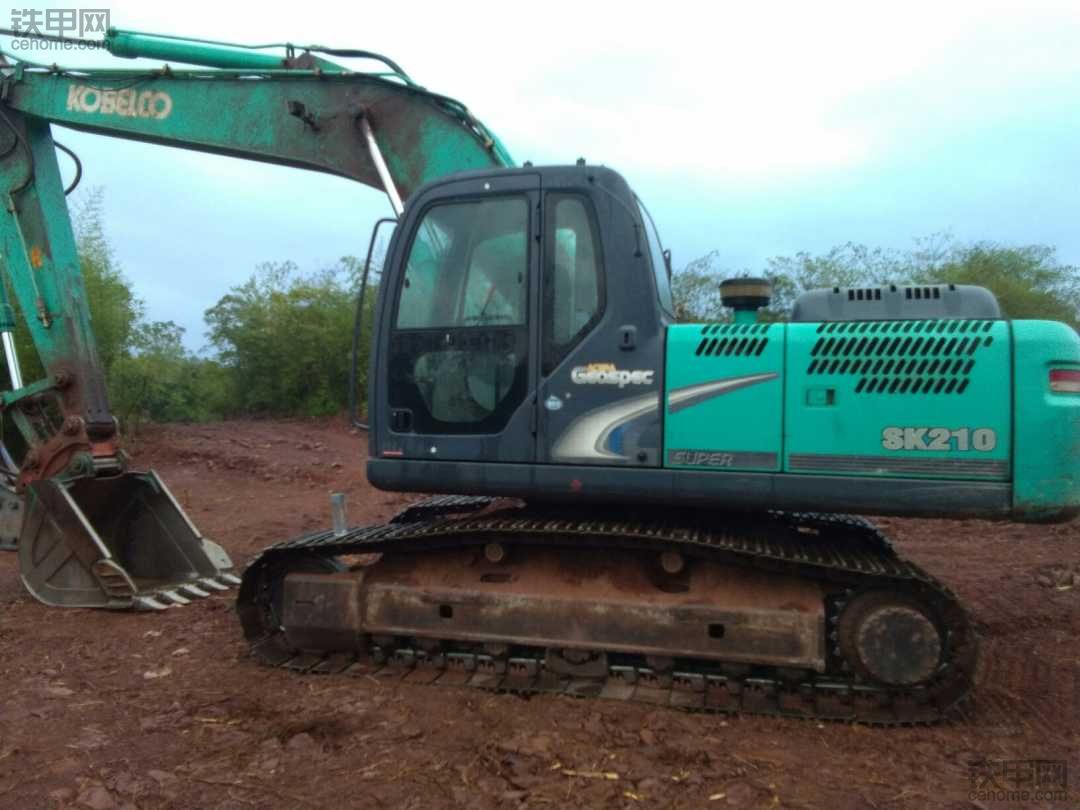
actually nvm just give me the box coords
[916,242,1080,327]
[674,233,1080,328]
[765,241,911,313]
[69,191,223,432]
[205,259,377,418]
[12,190,378,428]
[109,321,230,431]
[73,190,143,372]
[671,250,726,322]
[671,251,790,323]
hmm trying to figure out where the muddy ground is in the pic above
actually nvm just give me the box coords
[0,417,1077,809]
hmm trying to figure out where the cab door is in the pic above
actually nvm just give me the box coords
[379,173,541,462]
[535,191,665,467]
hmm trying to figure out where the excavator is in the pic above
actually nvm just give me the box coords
[0,27,1077,724]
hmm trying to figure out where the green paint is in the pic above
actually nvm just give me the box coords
[731,310,758,325]
[0,286,16,331]
[1011,320,1080,519]
[783,320,1011,479]
[664,318,1080,520]
[3,68,510,199]
[106,30,310,71]
[0,119,109,431]
[664,323,783,471]
[97,28,513,173]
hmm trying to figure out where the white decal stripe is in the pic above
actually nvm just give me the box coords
[551,393,659,462]
[667,373,778,414]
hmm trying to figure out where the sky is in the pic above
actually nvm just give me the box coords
[5,1,1080,351]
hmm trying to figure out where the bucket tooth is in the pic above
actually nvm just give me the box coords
[159,589,191,606]
[219,573,243,586]
[178,583,211,599]
[133,595,170,611]
[198,577,229,592]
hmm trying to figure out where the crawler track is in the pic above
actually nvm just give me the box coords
[237,498,976,725]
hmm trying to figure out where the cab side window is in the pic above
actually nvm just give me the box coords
[544,194,603,374]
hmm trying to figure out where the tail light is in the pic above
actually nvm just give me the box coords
[1049,369,1080,393]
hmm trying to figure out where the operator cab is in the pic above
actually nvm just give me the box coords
[367,164,674,487]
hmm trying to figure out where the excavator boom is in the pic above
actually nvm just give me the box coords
[0,28,509,607]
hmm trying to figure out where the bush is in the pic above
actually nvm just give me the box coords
[204,259,377,418]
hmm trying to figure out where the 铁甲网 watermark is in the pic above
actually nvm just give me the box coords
[7,8,109,49]
[968,759,1068,803]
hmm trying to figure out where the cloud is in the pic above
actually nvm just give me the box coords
[8,0,1080,347]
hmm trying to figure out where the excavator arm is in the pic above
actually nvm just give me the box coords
[0,29,511,608]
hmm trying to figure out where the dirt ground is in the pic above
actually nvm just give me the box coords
[0,417,1077,809]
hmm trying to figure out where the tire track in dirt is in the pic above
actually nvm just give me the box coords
[969,633,1077,743]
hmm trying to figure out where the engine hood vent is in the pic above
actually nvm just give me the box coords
[791,284,1001,322]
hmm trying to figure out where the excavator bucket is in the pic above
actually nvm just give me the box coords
[18,470,238,609]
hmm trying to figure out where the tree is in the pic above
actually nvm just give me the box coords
[764,241,911,313]
[673,234,1080,327]
[204,258,377,417]
[671,251,727,322]
[71,190,143,372]
[917,242,1080,328]
[110,321,230,431]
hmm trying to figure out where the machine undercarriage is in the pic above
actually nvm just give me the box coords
[238,497,976,724]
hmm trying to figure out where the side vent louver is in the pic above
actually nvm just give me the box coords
[807,319,994,395]
[694,323,772,358]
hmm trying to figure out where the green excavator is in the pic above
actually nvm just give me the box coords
[0,27,1076,723]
